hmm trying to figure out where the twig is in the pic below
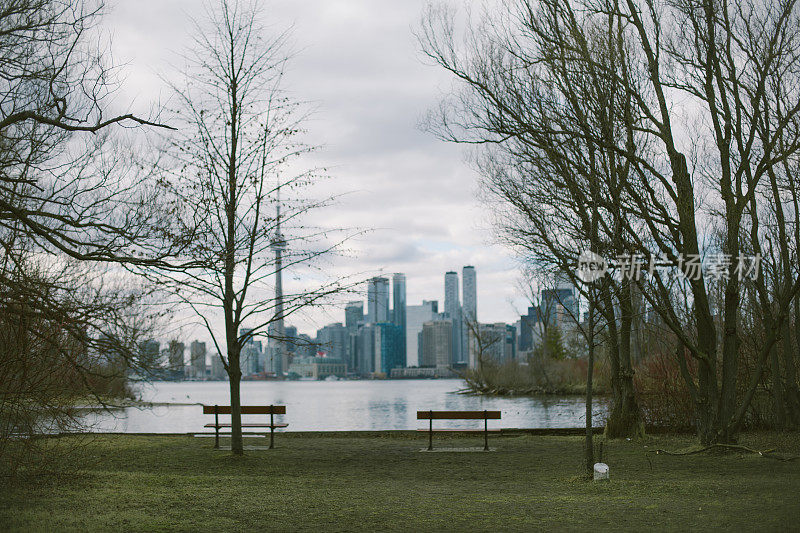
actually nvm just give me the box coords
[649,443,800,461]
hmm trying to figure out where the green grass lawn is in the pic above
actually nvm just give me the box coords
[2,431,799,532]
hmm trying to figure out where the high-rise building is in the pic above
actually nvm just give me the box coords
[138,340,161,372]
[317,323,348,362]
[344,301,364,370]
[356,323,376,375]
[210,353,227,380]
[367,277,390,323]
[167,340,184,374]
[467,322,515,368]
[243,341,262,375]
[519,305,545,352]
[462,266,477,323]
[505,324,517,362]
[541,284,578,329]
[294,334,315,359]
[421,319,453,368]
[284,326,298,353]
[345,301,364,331]
[239,328,255,344]
[189,340,206,379]
[405,300,437,366]
[373,322,404,375]
[238,327,260,374]
[444,271,462,363]
[392,273,407,362]
[462,266,477,363]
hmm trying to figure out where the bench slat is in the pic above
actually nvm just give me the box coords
[202,405,286,415]
[204,423,289,428]
[415,429,502,433]
[416,410,501,420]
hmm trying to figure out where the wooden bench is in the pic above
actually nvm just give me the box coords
[417,410,502,451]
[202,405,287,449]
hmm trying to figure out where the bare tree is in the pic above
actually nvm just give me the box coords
[419,0,800,444]
[151,0,356,455]
[417,1,645,438]
[0,0,185,476]
[0,0,178,266]
[0,242,163,478]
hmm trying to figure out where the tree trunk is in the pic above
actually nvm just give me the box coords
[771,343,786,429]
[605,280,643,438]
[789,298,800,426]
[584,300,595,475]
[228,348,243,455]
[695,358,719,445]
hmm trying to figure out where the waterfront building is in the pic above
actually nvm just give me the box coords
[344,301,363,369]
[284,326,298,354]
[467,322,515,368]
[139,340,160,370]
[356,323,376,375]
[541,283,579,329]
[287,356,346,379]
[210,353,227,380]
[421,319,453,368]
[189,340,206,379]
[367,276,390,323]
[405,300,437,367]
[167,341,184,378]
[316,323,348,363]
[444,271,462,363]
[462,265,477,362]
[392,273,407,363]
[242,341,262,375]
[373,322,405,376]
[519,305,545,352]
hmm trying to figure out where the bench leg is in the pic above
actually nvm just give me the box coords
[428,414,433,451]
[214,407,220,449]
[270,411,275,449]
[484,416,489,451]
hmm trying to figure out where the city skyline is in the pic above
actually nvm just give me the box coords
[103,0,528,339]
[142,264,580,381]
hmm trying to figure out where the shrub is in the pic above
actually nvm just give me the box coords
[462,355,609,396]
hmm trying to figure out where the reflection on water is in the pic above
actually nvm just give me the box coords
[82,379,606,432]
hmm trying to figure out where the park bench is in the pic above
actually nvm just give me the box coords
[417,410,502,451]
[202,404,287,449]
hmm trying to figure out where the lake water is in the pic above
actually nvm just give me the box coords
[83,379,606,433]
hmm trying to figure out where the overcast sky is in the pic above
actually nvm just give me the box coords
[104,0,530,342]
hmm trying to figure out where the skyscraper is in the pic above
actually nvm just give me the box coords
[467,322,516,368]
[392,273,407,362]
[421,319,453,368]
[345,301,364,331]
[444,271,462,363]
[139,340,160,370]
[210,353,227,380]
[344,301,363,370]
[373,322,404,375]
[462,265,476,361]
[316,323,348,361]
[189,340,206,379]
[356,323,376,375]
[541,283,578,329]
[406,300,437,366]
[284,325,298,354]
[367,276,389,323]
[167,340,184,373]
